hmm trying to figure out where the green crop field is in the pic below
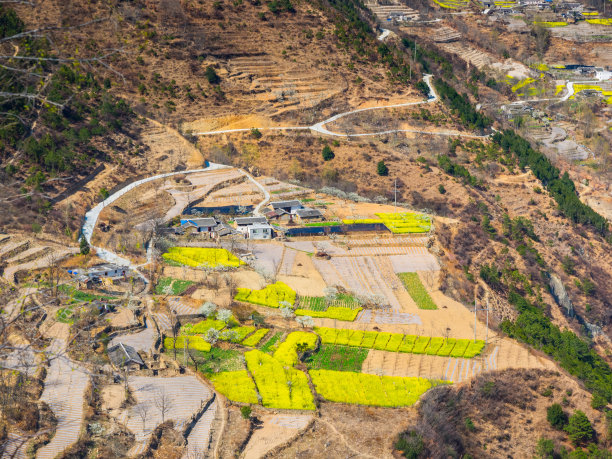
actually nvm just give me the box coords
[397,273,437,309]
[305,344,369,372]
[260,332,283,353]
[155,277,195,295]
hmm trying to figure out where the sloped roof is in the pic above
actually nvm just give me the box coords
[270,200,302,209]
[107,343,144,367]
[181,217,218,228]
[234,216,268,225]
[295,208,323,218]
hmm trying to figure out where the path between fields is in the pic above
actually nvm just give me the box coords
[190,75,487,140]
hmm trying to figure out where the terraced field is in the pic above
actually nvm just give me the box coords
[228,56,346,117]
[122,375,214,456]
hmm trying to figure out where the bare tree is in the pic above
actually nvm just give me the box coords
[154,388,173,423]
[46,252,62,298]
[134,403,150,432]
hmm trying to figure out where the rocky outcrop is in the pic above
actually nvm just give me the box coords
[547,273,575,318]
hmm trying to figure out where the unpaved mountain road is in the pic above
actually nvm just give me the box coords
[190,75,488,140]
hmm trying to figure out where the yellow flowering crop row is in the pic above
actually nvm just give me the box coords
[210,370,259,404]
[234,282,296,308]
[164,336,211,352]
[241,328,270,347]
[273,332,319,366]
[314,327,486,358]
[310,370,439,407]
[245,350,315,410]
[294,306,362,321]
[163,247,244,268]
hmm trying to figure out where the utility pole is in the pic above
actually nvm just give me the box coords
[392,179,399,213]
[473,298,491,343]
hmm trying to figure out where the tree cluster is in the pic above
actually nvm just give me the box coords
[492,130,609,236]
[501,292,612,404]
[433,79,492,131]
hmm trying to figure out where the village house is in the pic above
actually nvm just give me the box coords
[270,200,303,215]
[68,263,130,280]
[245,223,275,240]
[295,208,324,223]
[107,342,145,371]
[180,217,219,235]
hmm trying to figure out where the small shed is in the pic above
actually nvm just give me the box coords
[213,223,237,237]
[295,208,324,222]
[107,343,145,371]
[180,217,219,234]
[270,200,303,215]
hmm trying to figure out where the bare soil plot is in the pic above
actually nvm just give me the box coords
[109,324,157,354]
[362,337,555,383]
[242,413,313,459]
[121,375,213,456]
[37,340,89,459]
[140,117,205,169]
[548,21,612,42]
[248,242,284,277]
[273,403,413,459]
[3,247,79,283]
[183,397,218,459]
[328,256,403,309]
[162,168,244,221]
[388,253,440,272]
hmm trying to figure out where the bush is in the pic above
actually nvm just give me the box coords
[273,331,318,366]
[322,145,335,161]
[377,160,389,176]
[205,66,220,85]
[250,127,262,139]
[80,237,90,255]
[438,184,446,194]
[240,405,252,419]
[464,417,475,432]
[565,410,594,446]
[535,438,555,459]
[546,403,567,429]
[396,430,425,459]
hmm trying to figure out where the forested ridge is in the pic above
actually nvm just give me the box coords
[492,130,609,236]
